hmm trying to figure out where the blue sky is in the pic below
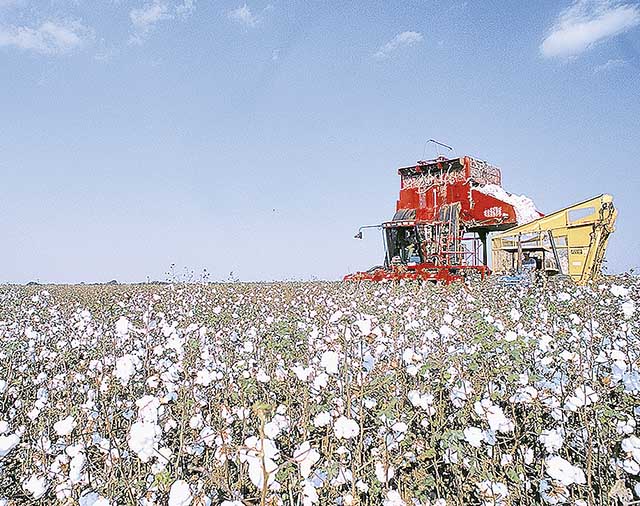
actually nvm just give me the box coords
[1,0,639,283]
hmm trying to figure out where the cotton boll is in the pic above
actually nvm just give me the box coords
[476,480,509,506]
[622,301,635,319]
[354,319,372,336]
[114,354,140,385]
[320,351,340,374]
[23,475,48,499]
[189,414,204,430]
[611,285,629,298]
[545,456,586,486]
[313,373,329,390]
[292,365,312,382]
[0,433,19,457]
[79,491,110,506]
[382,490,405,506]
[79,490,110,506]
[329,311,343,323]
[293,441,320,479]
[375,462,395,483]
[333,416,359,439]
[464,427,484,448]
[168,480,193,506]
[128,422,160,463]
[53,415,76,436]
[313,412,331,427]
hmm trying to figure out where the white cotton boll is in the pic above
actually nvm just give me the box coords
[313,412,331,427]
[293,441,320,479]
[476,480,509,505]
[611,285,629,298]
[321,351,340,374]
[152,447,173,474]
[69,451,86,484]
[263,414,289,439]
[356,480,369,492]
[622,301,635,319]
[504,331,517,342]
[616,418,636,435]
[539,428,564,453]
[189,414,204,430]
[200,427,216,447]
[464,427,484,448]
[168,480,192,506]
[220,502,243,506]
[363,398,377,409]
[450,380,473,408]
[115,316,129,336]
[0,433,19,457]
[354,319,372,336]
[79,491,110,506]
[136,396,161,424]
[256,369,270,383]
[545,456,585,486]
[292,365,312,382]
[382,490,405,506]
[128,422,160,463]
[564,385,599,411]
[300,480,319,506]
[239,436,279,490]
[500,454,513,466]
[391,422,408,433]
[54,415,76,436]
[334,416,359,439]
[621,436,640,469]
[375,462,395,483]
[557,292,571,302]
[195,369,214,386]
[329,310,343,323]
[486,405,514,433]
[539,478,569,504]
[0,421,8,434]
[402,348,416,364]
[114,354,140,385]
[439,325,455,337]
[443,448,458,464]
[510,308,521,322]
[24,475,48,499]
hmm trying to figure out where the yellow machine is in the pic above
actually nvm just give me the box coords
[491,194,617,285]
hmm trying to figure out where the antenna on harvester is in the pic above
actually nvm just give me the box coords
[422,138,454,159]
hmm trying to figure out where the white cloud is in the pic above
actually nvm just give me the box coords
[541,0,640,58]
[228,5,259,27]
[130,1,171,32]
[593,57,627,71]
[176,0,196,17]
[373,31,423,59]
[0,20,90,55]
[129,1,196,44]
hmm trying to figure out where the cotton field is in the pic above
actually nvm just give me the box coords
[0,277,638,505]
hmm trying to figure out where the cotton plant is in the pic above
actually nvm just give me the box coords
[0,277,638,504]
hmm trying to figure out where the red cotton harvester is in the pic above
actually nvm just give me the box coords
[344,153,542,283]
